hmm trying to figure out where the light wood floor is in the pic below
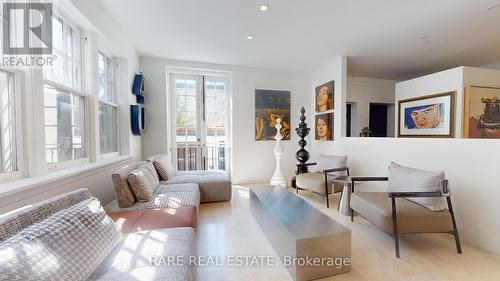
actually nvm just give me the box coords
[197,185,500,281]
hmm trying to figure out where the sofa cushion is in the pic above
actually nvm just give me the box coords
[112,162,154,208]
[105,189,200,213]
[109,207,197,233]
[317,154,348,175]
[154,183,200,194]
[350,191,453,234]
[153,156,176,181]
[0,188,92,242]
[142,162,160,186]
[388,162,446,211]
[162,174,231,203]
[127,167,158,202]
[90,227,196,281]
[0,197,122,281]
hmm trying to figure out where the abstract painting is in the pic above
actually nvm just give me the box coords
[398,92,455,137]
[315,113,333,141]
[463,86,500,139]
[315,81,334,112]
[255,89,291,141]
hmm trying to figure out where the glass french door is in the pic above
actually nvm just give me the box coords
[170,74,230,173]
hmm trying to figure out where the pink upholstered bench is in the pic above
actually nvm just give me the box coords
[109,206,197,233]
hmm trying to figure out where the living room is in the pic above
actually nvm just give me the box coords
[1,0,500,280]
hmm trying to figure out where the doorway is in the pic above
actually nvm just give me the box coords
[369,103,395,137]
[170,73,230,173]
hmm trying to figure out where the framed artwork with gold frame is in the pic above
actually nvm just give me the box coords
[315,81,334,112]
[398,91,455,138]
[463,86,500,139]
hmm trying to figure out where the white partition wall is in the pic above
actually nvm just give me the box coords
[309,61,500,255]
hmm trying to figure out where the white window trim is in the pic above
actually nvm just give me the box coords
[97,52,120,158]
[166,66,233,176]
[0,0,133,187]
[42,12,90,172]
[0,68,26,184]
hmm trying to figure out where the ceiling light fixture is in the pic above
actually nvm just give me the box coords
[260,4,269,12]
[487,2,500,10]
[247,35,254,40]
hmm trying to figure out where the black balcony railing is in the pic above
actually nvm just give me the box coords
[176,145,227,171]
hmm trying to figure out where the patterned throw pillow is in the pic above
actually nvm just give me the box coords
[127,167,157,202]
[153,157,175,181]
[111,173,136,208]
[0,198,122,281]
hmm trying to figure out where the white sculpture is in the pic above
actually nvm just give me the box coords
[270,118,286,187]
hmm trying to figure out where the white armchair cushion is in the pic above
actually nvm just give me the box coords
[317,154,348,176]
[388,162,446,211]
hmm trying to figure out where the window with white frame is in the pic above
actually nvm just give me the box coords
[0,70,18,175]
[98,52,118,154]
[43,15,86,164]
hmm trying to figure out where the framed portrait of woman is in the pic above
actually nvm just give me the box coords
[315,81,334,112]
[398,91,455,138]
[315,113,333,141]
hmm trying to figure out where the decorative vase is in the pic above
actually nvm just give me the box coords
[270,118,286,187]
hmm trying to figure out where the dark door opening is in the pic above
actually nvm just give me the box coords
[346,104,352,137]
[369,103,388,137]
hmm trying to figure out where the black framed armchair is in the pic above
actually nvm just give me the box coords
[349,162,462,258]
[295,155,349,208]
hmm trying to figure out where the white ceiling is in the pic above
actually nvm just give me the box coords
[98,0,500,80]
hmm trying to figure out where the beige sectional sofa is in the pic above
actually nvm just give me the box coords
[0,188,196,281]
[105,155,232,213]
[0,155,231,281]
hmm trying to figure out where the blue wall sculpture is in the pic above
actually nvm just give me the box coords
[131,74,145,135]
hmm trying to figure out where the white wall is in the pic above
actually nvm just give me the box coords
[140,57,311,185]
[0,0,141,213]
[309,62,500,255]
[481,61,500,70]
[395,67,464,137]
[346,77,396,137]
[309,57,347,160]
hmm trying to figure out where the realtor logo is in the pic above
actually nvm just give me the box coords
[2,2,53,55]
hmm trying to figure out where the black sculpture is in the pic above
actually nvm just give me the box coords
[295,107,311,175]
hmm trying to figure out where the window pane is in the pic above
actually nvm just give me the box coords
[206,97,215,113]
[44,17,82,92]
[99,77,106,100]
[43,51,64,84]
[67,25,73,58]
[0,71,17,173]
[98,53,115,103]
[52,17,64,51]
[99,103,118,154]
[99,53,105,77]
[43,85,86,164]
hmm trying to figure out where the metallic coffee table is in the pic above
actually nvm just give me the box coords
[250,186,351,281]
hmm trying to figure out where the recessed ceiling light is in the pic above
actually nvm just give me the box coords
[488,2,500,10]
[260,4,269,12]
[247,35,254,40]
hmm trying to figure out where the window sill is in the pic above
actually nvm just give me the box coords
[0,155,132,198]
